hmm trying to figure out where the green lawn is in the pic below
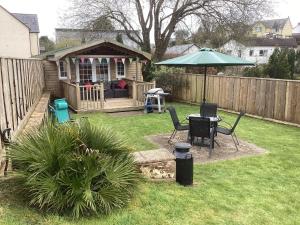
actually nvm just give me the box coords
[1,103,300,225]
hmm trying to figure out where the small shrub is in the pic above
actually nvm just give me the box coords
[9,121,141,217]
[243,65,266,78]
[154,67,186,93]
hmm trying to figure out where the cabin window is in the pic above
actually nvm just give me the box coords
[116,61,125,78]
[96,59,109,81]
[59,61,67,80]
[259,50,268,56]
[249,50,254,56]
[79,59,92,83]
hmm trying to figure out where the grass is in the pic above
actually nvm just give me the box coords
[1,102,300,225]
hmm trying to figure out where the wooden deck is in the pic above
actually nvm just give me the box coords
[79,98,144,113]
[62,79,155,113]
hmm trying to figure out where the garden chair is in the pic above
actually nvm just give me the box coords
[189,116,215,157]
[167,106,189,143]
[200,102,218,117]
[216,111,245,151]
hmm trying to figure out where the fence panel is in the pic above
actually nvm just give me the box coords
[0,58,45,137]
[169,73,300,125]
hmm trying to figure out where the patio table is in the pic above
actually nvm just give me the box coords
[186,114,221,122]
[186,114,221,149]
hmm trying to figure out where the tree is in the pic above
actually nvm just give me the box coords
[192,16,252,48]
[265,48,291,79]
[39,36,55,52]
[287,49,296,79]
[116,33,124,43]
[88,16,115,30]
[174,29,190,45]
[64,0,272,61]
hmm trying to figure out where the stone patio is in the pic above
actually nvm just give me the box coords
[133,132,267,180]
[147,131,267,164]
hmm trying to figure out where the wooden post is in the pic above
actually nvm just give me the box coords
[76,83,80,110]
[135,57,139,81]
[75,60,80,83]
[100,82,104,109]
[66,58,72,81]
[132,80,137,105]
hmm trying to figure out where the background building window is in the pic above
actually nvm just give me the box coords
[259,50,268,56]
[59,61,67,79]
[79,59,92,83]
[256,26,262,32]
[116,61,125,78]
[238,50,242,58]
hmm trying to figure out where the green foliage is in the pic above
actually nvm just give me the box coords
[154,67,186,92]
[39,36,55,52]
[116,33,124,44]
[142,61,156,81]
[9,121,140,218]
[265,48,292,79]
[90,16,115,30]
[243,65,267,78]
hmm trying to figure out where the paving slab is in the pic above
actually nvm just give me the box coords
[132,148,175,164]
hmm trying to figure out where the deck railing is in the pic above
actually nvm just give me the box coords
[62,81,104,111]
[61,79,155,112]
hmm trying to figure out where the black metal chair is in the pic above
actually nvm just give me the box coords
[216,111,245,151]
[189,117,215,157]
[200,102,218,117]
[167,106,189,143]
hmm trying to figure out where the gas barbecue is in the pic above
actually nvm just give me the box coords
[144,88,170,113]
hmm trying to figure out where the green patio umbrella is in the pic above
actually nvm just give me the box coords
[156,48,255,103]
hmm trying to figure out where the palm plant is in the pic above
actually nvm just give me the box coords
[9,120,141,217]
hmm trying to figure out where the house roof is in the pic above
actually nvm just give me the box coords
[12,13,39,33]
[257,18,289,30]
[247,38,297,47]
[165,44,200,55]
[39,39,151,60]
[55,28,138,34]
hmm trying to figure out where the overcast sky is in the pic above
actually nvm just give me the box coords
[0,0,299,41]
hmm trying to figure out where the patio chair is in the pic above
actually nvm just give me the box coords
[167,106,189,143]
[216,111,245,151]
[200,102,218,117]
[189,117,215,157]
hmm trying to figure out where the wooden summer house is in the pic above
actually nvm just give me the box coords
[41,40,155,112]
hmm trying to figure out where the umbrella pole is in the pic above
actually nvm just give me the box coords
[203,66,207,103]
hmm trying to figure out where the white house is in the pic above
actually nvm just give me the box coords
[292,23,300,49]
[220,38,297,64]
[0,5,40,58]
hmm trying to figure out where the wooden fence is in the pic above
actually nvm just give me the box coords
[0,58,45,143]
[171,74,300,125]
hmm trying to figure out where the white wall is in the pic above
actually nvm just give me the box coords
[30,33,40,56]
[0,6,31,58]
[221,40,277,64]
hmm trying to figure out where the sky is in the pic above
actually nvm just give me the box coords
[0,0,299,41]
